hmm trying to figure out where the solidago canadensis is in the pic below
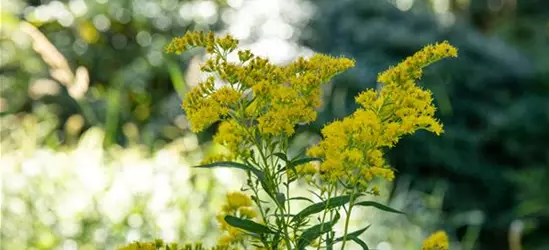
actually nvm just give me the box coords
[119,31,457,250]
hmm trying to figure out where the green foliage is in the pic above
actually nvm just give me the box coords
[292,195,350,223]
[296,212,340,250]
[1,0,226,148]
[0,114,228,249]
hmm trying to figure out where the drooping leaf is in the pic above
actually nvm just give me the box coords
[351,237,369,250]
[355,201,404,214]
[292,195,350,223]
[165,58,187,100]
[224,215,273,234]
[273,152,288,162]
[288,196,315,204]
[296,212,341,250]
[334,225,371,243]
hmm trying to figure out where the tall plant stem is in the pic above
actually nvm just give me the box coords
[254,140,292,250]
[340,189,357,250]
[316,186,334,250]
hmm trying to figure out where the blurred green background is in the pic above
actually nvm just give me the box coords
[1,0,547,249]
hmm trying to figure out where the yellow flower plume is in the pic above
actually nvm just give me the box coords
[307,41,457,192]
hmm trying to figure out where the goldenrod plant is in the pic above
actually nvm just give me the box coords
[120,31,457,249]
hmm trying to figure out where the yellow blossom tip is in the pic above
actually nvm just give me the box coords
[422,231,449,250]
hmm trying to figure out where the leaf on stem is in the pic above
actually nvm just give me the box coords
[288,196,315,204]
[351,237,369,250]
[292,195,350,223]
[334,225,371,242]
[224,215,274,235]
[273,152,288,162]
[296,212,341,250]
[355,201,404,214]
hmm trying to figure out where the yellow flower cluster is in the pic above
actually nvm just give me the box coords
[212,119,250,161]
[422,231,450,250]
[182,76,242,133]
[307,42,457,191]
[165,30,236,55]
[167,31,354,159]
[216,192,258,246]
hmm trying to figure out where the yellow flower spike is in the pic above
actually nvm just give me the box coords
[306,41,457,192]
[217,235,235,246]
[422,231,450,250]
[377,41,457,85]
[213,119,249,156]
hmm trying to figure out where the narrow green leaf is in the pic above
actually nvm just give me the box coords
[334,225,371,242]
[351,237,369,250]
[276,192,286,205]
[273,152,288,162]
[288,196,315,204]
[289,148,307,162]
[165,59,187,100]
[296,213,340,250]
[355,201,404,214]
[292,195,350,223]
[224,215,273,234]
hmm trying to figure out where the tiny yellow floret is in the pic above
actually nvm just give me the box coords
[422,231,450,250]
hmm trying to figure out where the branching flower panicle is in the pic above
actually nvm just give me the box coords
[307,42,457,192]
[159,31,458,250]
[168,30,354,160]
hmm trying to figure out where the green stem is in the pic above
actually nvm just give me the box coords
[316,186,334,250]
[341,189,357,250]
[254,139,292,250]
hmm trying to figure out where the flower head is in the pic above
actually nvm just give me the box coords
[422,231,450,250]
[167,31,354,160]
[216,192,258,247]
